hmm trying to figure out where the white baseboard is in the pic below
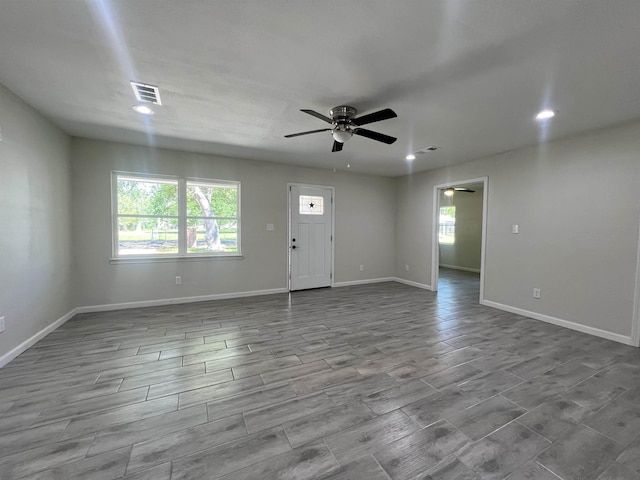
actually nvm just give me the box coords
[75,288,290,314]
[4,284,633,370]
[1,287,290,369]
[334,277,434,291]
[392,277,434,291]
[333,277,396,288]
[2,280,406,369]
[481,299,635,346]
[0,308,78,369]
[440,264,481,273]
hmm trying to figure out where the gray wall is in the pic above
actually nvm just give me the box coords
[395,120,640,339]
[438,188,483,271]
[0,84,73,361]
[70,138,396,307]
[2,82,640,363]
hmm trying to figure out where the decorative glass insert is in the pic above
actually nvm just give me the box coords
[299,195,324,215]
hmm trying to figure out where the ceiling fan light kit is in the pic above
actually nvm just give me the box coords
[332,127,352,143]
[285,105,397,152]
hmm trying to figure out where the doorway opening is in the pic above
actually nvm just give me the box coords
[432,177,488,303]
[288,183,335,291]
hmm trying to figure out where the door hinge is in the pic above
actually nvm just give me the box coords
[330,272,333,279]
[331,235,333,241]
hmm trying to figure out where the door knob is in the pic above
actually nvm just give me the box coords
[292,245,297,249]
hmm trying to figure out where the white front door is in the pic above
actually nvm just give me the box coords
[289,185,333,291]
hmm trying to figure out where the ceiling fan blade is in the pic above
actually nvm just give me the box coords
[454,188,475,193]
[332,140,344,152]
[353,128,397,144]
[352,108,397,126]
[284,128,331,138]
[301,109,333,124]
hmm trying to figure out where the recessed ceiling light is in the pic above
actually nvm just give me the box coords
[536,109,556,121]
[132,104,154,115]
[406,154,416,161]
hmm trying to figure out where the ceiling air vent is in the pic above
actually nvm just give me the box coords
[130,81,162,105]
[416,146,438,155]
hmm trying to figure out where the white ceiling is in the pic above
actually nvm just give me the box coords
[1,1,639,177]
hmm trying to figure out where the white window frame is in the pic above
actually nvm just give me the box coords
[111,171,241,261]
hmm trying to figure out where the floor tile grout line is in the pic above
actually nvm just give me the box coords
[579,421,628,447]
[533,459,565,480]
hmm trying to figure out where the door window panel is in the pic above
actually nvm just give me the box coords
[299,195,324,215]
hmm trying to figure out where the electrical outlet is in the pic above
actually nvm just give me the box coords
[176,276,182,285]
[266,224,274,231]
[359,264,364,271]
[405,265,409,272]
[533,288,541,299]
[0,316,5,333]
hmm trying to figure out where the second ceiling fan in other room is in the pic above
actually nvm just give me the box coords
[284,105,397,152]
[443,187,476,196]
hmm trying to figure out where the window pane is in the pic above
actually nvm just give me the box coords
[187,183,238,218]
[439,206,455,245]
[117,178,178,216]
[299,195,324,215]
[117,217,179,255]
[113,174,241,258]
[186,219,238,254]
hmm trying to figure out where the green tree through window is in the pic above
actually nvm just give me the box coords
[114,173,240,257]
[439,206,455,245]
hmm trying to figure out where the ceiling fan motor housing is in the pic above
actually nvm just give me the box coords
[329,106,357,122]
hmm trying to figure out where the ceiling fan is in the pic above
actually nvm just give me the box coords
[284,106,397,152]
[443,187,475,196]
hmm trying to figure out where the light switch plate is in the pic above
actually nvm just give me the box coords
[512,224,519,234]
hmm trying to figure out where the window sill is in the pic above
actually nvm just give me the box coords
[109,254,243,264]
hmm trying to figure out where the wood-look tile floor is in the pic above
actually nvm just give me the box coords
[2,269,640,479]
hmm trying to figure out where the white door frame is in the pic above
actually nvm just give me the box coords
[287,183,335,291]
[632,219,640,347]
[431,176,488,303]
